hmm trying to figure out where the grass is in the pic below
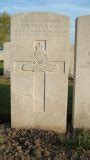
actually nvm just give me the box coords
[0,78,10,123]
[0,135,4,145]
[0,61,4,75]
[67,80,73,125]
[0,61,10,122]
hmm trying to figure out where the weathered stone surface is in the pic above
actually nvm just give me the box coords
[3,42,11,77]
[73,15,90,129]
[0,51,4,61]
[11,12,70,132]
[0,42,10,77]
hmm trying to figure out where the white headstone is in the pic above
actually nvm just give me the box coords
[3,42,11,77]
[73,15,90,129]
[11,13,70,133]
[0,42,10,77]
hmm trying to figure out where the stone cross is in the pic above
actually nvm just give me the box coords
[20,41,60,112]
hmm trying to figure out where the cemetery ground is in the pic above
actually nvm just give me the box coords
[0,76,90,159]
[0,61,3,76]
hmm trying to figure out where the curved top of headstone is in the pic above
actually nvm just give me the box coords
[76,15,90,29]
[12,12,69,18]
[11,12,70,45]
[76,15,90,21]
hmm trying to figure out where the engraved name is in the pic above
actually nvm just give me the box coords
[13,17,68,38]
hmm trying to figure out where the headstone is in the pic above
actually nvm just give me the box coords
[0,42,10,77]
[3,42,11,77]
[0,52,4,61]
[11,13,70,132]
[73,15,90,129]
